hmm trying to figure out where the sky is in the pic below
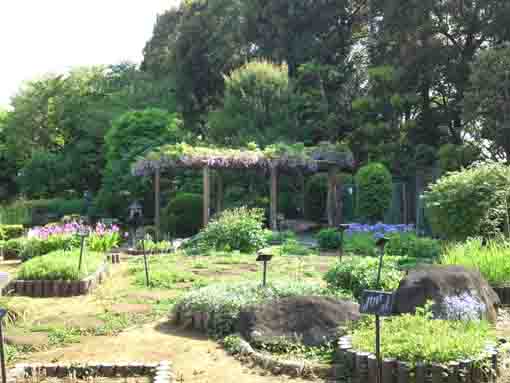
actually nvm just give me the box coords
[0,1,180,108]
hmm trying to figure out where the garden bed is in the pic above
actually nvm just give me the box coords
[7,361,173,383]
[336,336,502,383]
[9,263,110,297]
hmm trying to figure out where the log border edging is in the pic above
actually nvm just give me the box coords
[6,361,174,383]
[7,263,110,298]
[336,335,502,383]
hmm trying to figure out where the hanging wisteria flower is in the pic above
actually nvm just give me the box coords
[345,223,415,237]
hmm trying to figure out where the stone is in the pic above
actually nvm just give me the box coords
[239,296,360,347]
[393,265,500,322]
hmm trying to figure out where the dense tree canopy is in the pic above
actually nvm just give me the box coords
[2,0,510,214]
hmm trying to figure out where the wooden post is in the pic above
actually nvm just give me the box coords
[203,167,211,227]
[335,175,343,226]
[327,166,341,227]
[154,168,161,242]
[216,170,223,214]
[270,167,278,230]
[298,171,306,218]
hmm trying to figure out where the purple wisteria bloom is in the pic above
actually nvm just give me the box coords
[28,221,119,239]
[344,223,415,239]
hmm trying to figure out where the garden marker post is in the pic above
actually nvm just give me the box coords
[77,226,89,273]
[256,250,273,287]
[338,224,350,259]
[142,230,150,287]
[360,236,391,383]
[0,309,7,383]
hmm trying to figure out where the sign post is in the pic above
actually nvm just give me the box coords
[256,250,273,287]
[0,309,7,383]
[360,236,391,383]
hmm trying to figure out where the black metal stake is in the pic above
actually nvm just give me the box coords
[142,235,150,287]
[78,235,86,272]
[0,317,6,383]
[375,244,385,383]
[262,260,268,287]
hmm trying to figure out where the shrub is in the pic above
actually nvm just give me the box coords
[192,207,267,253]
[424,163,510,241]
[175,281,340,338]
[343,232,377,256]
[161,193,202,238]
[441,238,510,286]
[0,225,24,240]
[385,233,441,260]
[1,236,80,262]
[317,228,342,250]
[324,256,404,299]
[281,238,311,256]
[87,231,120,253]
[352,305,495,364]
[355,163,392,222]
[17,250,104,281]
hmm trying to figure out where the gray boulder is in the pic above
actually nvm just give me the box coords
[393,265,500,322]
[238,296,360,347]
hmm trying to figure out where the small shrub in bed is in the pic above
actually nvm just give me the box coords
[352,304,495,365]
[17,250,105,281]
[441,238,510,286]
[190,207,267,253]
[385,232,441,260]
[355,162,392,222]
[162,192,203,237]
[317,228,342,251]
[175,281,350,338]
[2,235,79,262]
[324,256,403,300]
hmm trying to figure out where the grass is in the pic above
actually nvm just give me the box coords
[441,238,510,286]
[17,250,105,281]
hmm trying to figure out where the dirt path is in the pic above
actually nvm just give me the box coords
[24,320,325,383]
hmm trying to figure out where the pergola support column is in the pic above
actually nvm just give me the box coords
[203,167,211,227]
[327,166,343,227]
[154,168,161,241]
[270,167,278,230]
[216,170,223,214]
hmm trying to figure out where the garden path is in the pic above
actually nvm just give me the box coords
[24,319,327,383]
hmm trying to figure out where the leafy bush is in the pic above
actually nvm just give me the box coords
[441,238,510,286]
[17,250,104,281]
[0,225,24,240]
[281,238,311,256]
[352,305,495,364]
[175,281,340,338]
[1,236,80,262]
[343,232,377,257]
[324,256,404,299]
[161,193,202,238]
[135,237,173,253]
[355,163,392,222]
[424,163,510,240]
[385,233,441,260]
[264,230,295,244]
[317,228,342,250]
[192,207,267,253]
[87,231,120,252]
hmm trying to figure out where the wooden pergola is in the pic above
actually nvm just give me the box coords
[133,143,354,240]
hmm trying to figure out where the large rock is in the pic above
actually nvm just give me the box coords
[393,265,500,322]
[239,296,360,347]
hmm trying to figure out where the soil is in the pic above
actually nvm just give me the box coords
[24,320,325,383]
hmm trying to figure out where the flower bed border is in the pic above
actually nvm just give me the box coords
[7,263,110,298]
[336,336,502,383]
[6,361,173,383]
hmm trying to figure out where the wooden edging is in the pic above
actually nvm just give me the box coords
[336,336,502,383]
[6,263,110,298]
[6,361,173,383]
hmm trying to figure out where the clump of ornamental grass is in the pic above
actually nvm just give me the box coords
[441,238,510,286]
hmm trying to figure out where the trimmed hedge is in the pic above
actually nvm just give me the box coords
[162,193,202,238]
[17,250,104,281]
[355,163,392,223]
